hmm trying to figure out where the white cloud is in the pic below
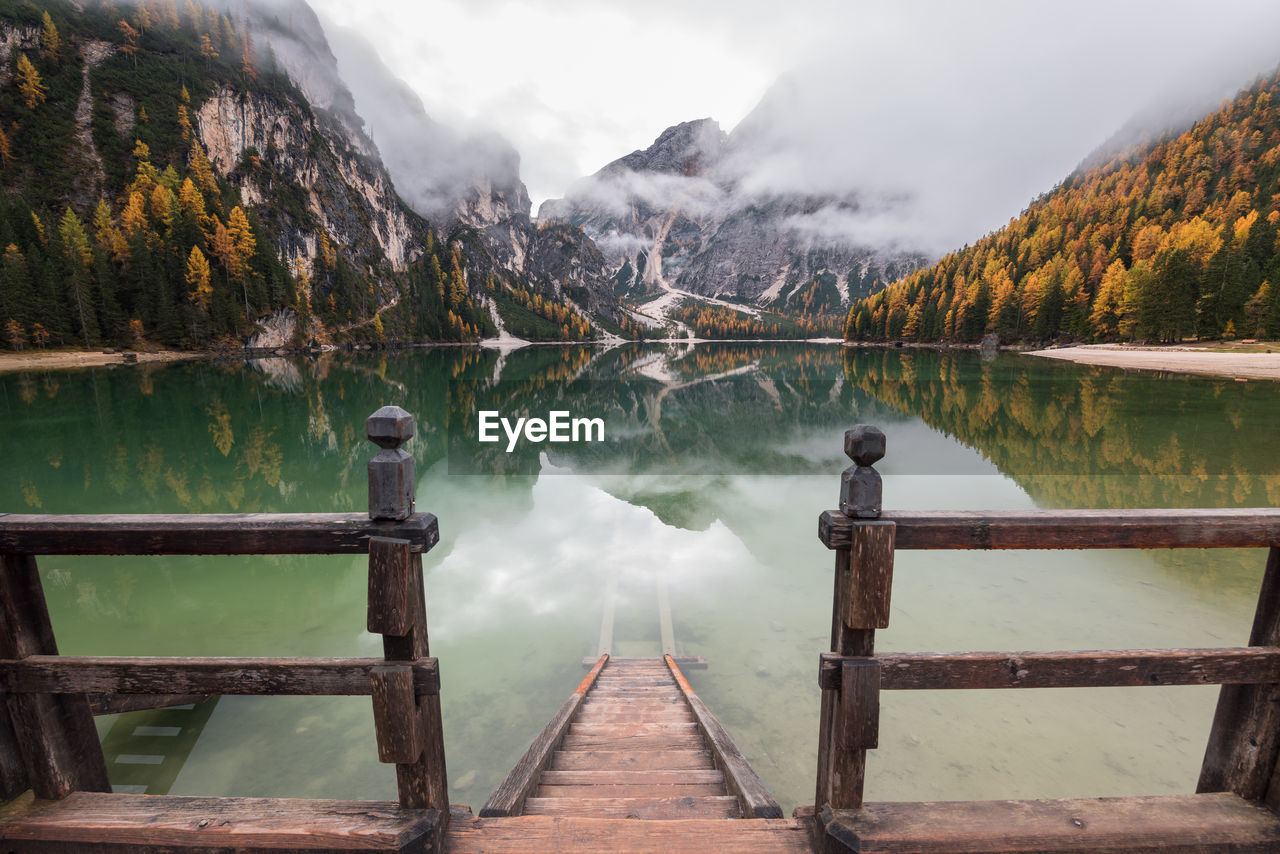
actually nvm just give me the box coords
[309,0,1280,255]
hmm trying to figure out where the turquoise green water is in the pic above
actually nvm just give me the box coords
[1,344,1278,811]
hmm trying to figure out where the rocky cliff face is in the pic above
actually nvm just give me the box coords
[540,118,925,308]
[195,85,424,283]
[320,20,617,321]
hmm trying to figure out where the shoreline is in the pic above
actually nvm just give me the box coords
[1025,343,1280,382]
[0,349,210,374]
[0,338,850,373]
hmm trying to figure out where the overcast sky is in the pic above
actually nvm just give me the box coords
[310,0,1280,254]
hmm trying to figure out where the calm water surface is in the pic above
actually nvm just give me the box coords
[1,343,1278,811]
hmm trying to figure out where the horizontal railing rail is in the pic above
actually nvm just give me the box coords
[819,648,1280,691]
[820,508,1280,550]
[0,512,438,555]
[0,655,440,696]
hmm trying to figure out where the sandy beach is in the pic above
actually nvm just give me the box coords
[1027,343,1280,381]
[0,349,206,373]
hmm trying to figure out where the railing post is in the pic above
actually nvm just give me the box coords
[1200,545,1280,804]
[365,407,449,819]
[0,553,110,799]
[816,425,894,816]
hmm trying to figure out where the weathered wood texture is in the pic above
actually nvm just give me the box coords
[818,647,1280,691]
[1201,546,1280,801]
[85,694,207,716]
[0,513,438,555]
[0,553,109,800]
[843,522,895,630]
[0,697,27,801]
[375,547,448,814]
[444,813,815,853]
[480,655,607,817]
[372,666,422,764]
[510,658,751,822]
[0,655,439,696]
[367,406,416,522]
[838,659,880,751]
[522,796,741,819]
[822,792,1280,853]
[665,655,781,819]
[0,791,441,852]
[820,508,1280,550]
[368,538,413,635]
[816,548,876,814]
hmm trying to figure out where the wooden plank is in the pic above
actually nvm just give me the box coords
[666,656,782,819]
[0,656,440,696]
[536,783,727,798]
[0,554,109,800]
[444,814,815,853]
[817,548,876,814]
[0,697,26,801]
[0,513,439,556]
[550,750,713,771]
[371,666,421,764]
[822,792,1280,853]
[0,790,440,851]
[1201,546,1280,801]
[480,654,608,817]
[85,694,207,716]
[367,537,412,636]
[539,770,725,785]
[379,551,448,815]
[560,733,706,751]
[844,522,895,630]
[522,795,741,819]
[838,659,880,751]
[568,723,698,736]
[818,648,1280,691]
[820,508,1280,550]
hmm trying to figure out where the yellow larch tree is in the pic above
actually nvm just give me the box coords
[39,12,60,60]
[186,245,213,312]
[15,54,46,110]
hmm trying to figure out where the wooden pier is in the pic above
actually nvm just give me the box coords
[2,408,1280,851]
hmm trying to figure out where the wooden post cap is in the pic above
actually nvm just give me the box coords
[367,406,415,449]
[841,425,885,519]
[844,425,886,466]
[368,407,416,521]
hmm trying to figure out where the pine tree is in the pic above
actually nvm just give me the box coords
[58,209,98,347]
[15,54,46,110]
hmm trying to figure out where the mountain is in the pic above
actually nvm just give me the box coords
[0,0,617,354]
[320,23,620,326]
[539,116,925,331]
[848,66,1280,344]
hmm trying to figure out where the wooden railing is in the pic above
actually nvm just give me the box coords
[0,406,450,849]
[813,424,1280,851]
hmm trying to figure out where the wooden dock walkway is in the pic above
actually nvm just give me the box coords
[447,654,813,851]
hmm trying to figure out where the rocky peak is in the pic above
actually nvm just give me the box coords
[605,118,728,178]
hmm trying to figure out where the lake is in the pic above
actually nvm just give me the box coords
[1,343,1278,812]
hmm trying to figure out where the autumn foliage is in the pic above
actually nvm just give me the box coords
[849,68,1280,343]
